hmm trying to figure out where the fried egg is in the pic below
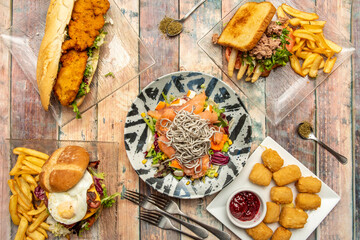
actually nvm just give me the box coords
[48,171,93,225]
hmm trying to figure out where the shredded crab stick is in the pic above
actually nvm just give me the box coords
[237,61,248,80]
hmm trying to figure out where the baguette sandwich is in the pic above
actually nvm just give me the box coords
[214,2,294,82]
[36,0,110,118]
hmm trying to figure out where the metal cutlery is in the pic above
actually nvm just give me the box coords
[139,210,204,240]
[124,190,208,239]
[149,194,231,240]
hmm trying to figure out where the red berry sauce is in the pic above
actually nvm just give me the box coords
[229,191,260,221]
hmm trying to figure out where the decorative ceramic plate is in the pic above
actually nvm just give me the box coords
[124,71,252,199]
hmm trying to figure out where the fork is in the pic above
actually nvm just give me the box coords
[139,210,204,240]
[124,190,208,238]
[149,194,231,240]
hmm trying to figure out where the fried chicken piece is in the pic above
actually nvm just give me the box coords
[62,0,110,51]
[54,50,88,106]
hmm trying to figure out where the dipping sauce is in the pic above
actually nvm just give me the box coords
[229,191,260,221]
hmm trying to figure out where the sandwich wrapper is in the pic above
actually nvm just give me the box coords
[0,0,155,126]
[206,136,340,240]
[198,0,355,125]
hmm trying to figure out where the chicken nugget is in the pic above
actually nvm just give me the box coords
[273,165,301,186]
[264,202,280,223]
[246,222,273,240]
[271,226,292,240]
[279,207,308,229]
[249,163,272,186]
[295,193,321,210]
[270,187,293,204]
[262,149,284,172]
[296,176,322,193]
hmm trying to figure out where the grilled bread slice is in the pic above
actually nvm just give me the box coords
[217,2,276,51]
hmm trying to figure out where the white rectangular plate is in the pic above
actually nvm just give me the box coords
[207,136,340,240]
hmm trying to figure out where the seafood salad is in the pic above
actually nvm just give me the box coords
[141,90,232,181]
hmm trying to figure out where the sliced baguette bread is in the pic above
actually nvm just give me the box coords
[217,2,276,51]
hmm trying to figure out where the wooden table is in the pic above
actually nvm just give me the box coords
[0,0,359,239]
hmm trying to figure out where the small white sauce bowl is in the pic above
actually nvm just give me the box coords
[226,188,267,229]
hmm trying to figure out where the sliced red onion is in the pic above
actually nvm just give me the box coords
[211,152,230,165]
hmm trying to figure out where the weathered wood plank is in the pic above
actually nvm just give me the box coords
[11,0,57,139]
[0,1,11,237]
[352,0,360,238]
[139,0,180,239]
[96,1,141,239]
[315,0,353,239]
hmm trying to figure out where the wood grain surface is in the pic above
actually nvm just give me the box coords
[0,0,358,239]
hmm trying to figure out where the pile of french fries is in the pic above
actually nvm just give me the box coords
[277,4,342,78]
[8,147,50,240]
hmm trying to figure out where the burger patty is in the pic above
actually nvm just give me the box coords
[54,50,88,106]
[54,0,110,106]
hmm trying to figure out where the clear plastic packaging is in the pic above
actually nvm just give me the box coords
[198,0,355,125]
[1,139,120,239]
[0,0,155,126]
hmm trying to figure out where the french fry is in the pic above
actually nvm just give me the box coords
[39,222,50,231]
[8,179,17,195]
[14,217,28,240]
[300,20,326,27]
[276,6,288,19]
[13,181,32,209]
[22,174,37,187]
[295,37,300,44]
[325,39,342,53]
[289,55,305,77]
[10,154,25,176]
[289,17,301,26]
[9,195,21,225]
[19,177,32,201]
[292,39,305,52]
[251,64,262,83]
[324,57,337,73]
[303,24,323,33]
[316,33,331,50]
[306,40,317,49]
[302,68,310,75]
[22,160,42,173]
[293,29,317,42]
[25,156,46,167]
[13,147,49,160]
[15,170,39,176]
[309,55,323,78]
[37,227,48,238]
[35,175,40,182]
[302,53,319,69]
[26,229,45,240]
[25,237,33,240]
[28,211,49,233]
[228,48,238,77]
[237,62,248,80]
[27,205,46,216]
[319,58,325,69]
[17,196,31,211]
[17,205,33,222]
[296,49,311,59]
[282,4,319,20]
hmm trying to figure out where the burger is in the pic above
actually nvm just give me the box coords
[35,146,119,237]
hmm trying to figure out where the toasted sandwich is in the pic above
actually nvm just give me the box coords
[215,2,294,82]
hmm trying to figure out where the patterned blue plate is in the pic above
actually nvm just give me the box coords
[124,71,252,199]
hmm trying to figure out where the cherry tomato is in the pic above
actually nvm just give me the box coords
[286,29,295,52]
